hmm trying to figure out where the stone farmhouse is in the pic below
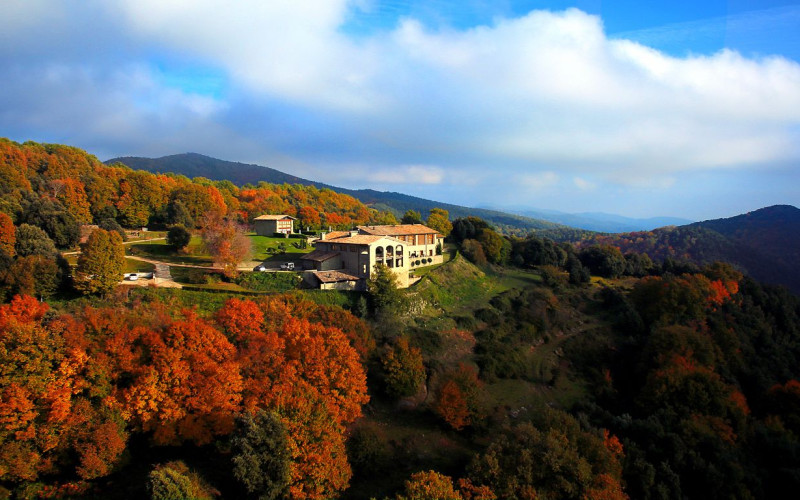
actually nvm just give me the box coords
[254,214,295,236]
[301,224,445,290]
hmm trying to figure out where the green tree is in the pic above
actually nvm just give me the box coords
[148,461,217,500]
[374,210,399,225]
[165,199,195,228]
[381,337,426,398]
[166,225,192,250]
[451,217,491,244]
[18,193,80,248]
[401,210,423,224]
[579,245,626,278]
[426,208,452,237]
[75,228,125,295]
[15,223,57,257]
[231,410,292,500]
[476,228,508,265]
[98,217,127,242]
[367,263,405,315]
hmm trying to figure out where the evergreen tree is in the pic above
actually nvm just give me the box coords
[231,410,291,500]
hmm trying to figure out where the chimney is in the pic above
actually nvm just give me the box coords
[320,232,326,241]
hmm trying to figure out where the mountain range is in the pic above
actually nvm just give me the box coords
[107,153,682,234]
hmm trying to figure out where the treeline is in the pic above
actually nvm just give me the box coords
[0,138,388,235]
[574,267,800,498]
[573,219,800,293]
[449,215,698,285]
[0,293,372,499]
[428,252,800,498]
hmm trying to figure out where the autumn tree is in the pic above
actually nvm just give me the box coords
[382,337,426,398]
[298,206,321,229]
[398,470,462,500]
[0,296,128,483]
[0,212,15,256]
[3,255,60,299]
[200,214,252,277]
[109,310,243,445]
[75,228,125,295]
[231,410,292,500]
[435,364,483,430]
[426,208,452,237]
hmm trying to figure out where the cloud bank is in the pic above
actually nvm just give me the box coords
[1,1,799,217]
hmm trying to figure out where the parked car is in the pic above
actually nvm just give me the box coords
[126,273,139,281]
[280,262,295,270]
[255,265,268,272]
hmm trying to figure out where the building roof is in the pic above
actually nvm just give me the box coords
[323,231,351,240]
[313,270,361,284]
[254,214,296,221]
[300,250,340,262]
[357,224,442,237]
[321,235,401,245]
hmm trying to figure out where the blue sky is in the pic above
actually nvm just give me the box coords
[2,1,799,220]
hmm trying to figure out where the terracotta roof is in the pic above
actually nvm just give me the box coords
[300,250,340,262]
[357,224,441,237]
[323,231,351,240]
[319,235,393,245]
[313,270,361,284]
[254,214,296,221]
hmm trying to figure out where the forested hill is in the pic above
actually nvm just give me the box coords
[577,205,800,293]
[107,153,574,236]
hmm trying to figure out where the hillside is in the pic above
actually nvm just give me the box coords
[577,205,800,293]
[107,153,575,235]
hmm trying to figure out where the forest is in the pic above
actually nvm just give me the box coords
[1,139,800,499]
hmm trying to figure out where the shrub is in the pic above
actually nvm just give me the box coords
[148,461,217,500]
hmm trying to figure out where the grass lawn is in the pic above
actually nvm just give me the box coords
[123,259,155,274]
[126,237,215,266]
[248,234,312,264]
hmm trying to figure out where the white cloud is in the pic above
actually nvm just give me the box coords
[1,2,799,215]
[520,171,560,190]
[363,164,445,185]
[573,177,595,191]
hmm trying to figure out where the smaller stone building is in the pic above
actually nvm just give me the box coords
[254,214,295,236]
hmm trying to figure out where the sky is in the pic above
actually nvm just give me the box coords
[2,1,800,220]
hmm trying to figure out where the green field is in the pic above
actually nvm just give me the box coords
[249,234,313,263]
[126,236,215,266]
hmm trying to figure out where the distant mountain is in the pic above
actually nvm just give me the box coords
[513,208,692,232]
[107,153,576,235]
[579,205,800,293]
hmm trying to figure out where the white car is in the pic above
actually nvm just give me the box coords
[126,273,139,281]
[280,262,295,270]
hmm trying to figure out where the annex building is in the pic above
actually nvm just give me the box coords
[301,224,445,290]
[254,214,296,235]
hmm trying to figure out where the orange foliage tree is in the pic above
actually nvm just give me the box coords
[0,296,128,483]
[200,214,252,277]
[104,309,243,445]
[0,212,16,256]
